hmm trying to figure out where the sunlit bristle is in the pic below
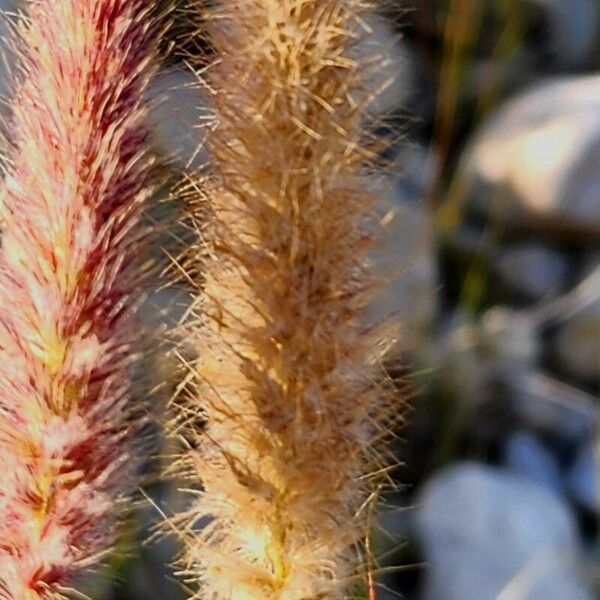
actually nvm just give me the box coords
[0,1,162,596]
[173,1,395,598]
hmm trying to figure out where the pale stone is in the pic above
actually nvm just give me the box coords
[416,463,592,600]
[465,76,600,237]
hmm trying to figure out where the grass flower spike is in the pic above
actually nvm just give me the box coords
[178,1,393,597]
[0,0,161,596]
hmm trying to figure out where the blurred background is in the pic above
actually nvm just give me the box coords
[3,0,600,598]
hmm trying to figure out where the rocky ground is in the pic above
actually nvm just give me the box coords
[370,2,600,598]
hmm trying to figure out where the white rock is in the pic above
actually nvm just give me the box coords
[427,307,540,409]
[146,67,211,170]
[555,307,600,382]
[415,463,592,600]
[465,76,600,237]
[429,312,490,403]
[481,307,540,369]
[505,430,563,495]
[506,370,597,441]
[497,243,569,300]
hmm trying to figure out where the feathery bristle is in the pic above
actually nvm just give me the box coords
[176,1,394,598]
[0,1,161,596]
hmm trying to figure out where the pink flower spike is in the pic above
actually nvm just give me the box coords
[0,1,162,597]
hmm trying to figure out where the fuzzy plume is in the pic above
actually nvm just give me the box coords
[176,1,393,598]
[0,1,161,596]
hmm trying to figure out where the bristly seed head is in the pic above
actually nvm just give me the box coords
[0,1,162,596]
[174,1,396,598]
